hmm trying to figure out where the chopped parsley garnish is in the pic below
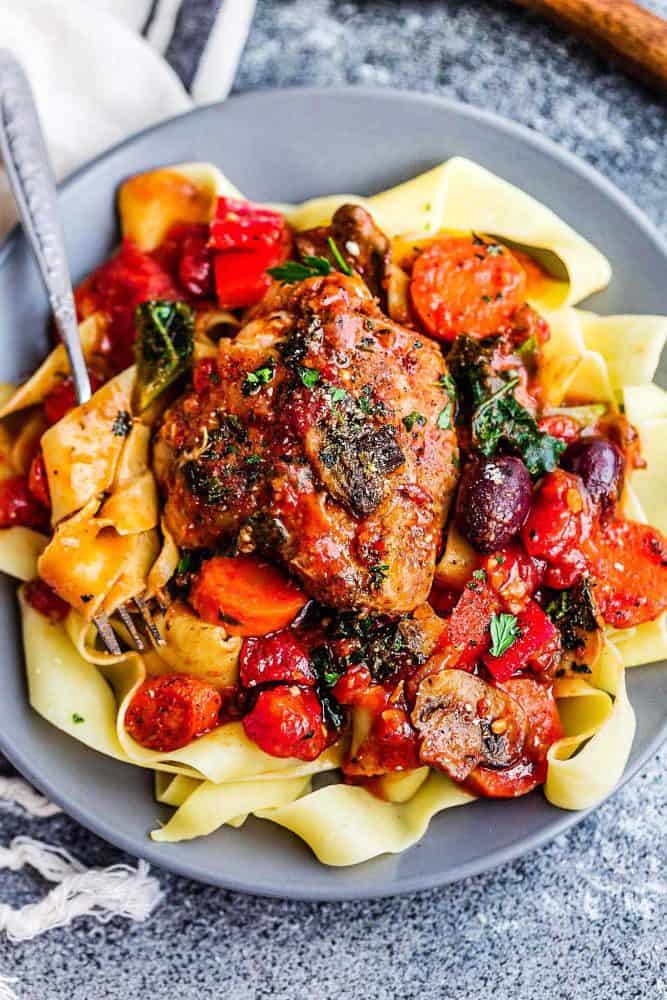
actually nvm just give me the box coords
[133,300,194,412]
[176,551,194,575]
[481,294,492,303]
[472,568,487,583]
[297,365,320,389]
[545,578,599,650]
[471,375,565,477]
[245,454,262,465]
[72,713,85,724]
[485,243,503,256]
[403,410,426,432]
[242,357,275,396]
[437,404,452,430]
[327,237,354,276]
[413,340,423,350]
[268,256,331,283]
[112,410,132,437]
[328,386,347,403]
[489,612,521,658]
[368,562,390,591]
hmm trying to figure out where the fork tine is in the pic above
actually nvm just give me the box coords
[93,612,122,656]
[134,596,165,646]
[117,604,145,651]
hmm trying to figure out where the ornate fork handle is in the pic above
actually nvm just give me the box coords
[0,49,91,403]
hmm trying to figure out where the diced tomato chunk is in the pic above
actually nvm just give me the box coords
[190,555,308,637]
[242,685,327,760]
[209,197,286,252]
[522,469,591,589]
[0,476,49,531]
[240,630,314,687]
[484,544,543,613]
[43,371,104,426]
[24,578,69,622]
[537,414,581,444]
[482,599,559,682]
[332,665,373,706]
[27,452,51,510]
[344,706,420,776]
[125,673,222,752]
[75,240,180,370]
[178,229,214,298]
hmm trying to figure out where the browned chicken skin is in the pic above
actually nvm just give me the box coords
[155,266,458,612]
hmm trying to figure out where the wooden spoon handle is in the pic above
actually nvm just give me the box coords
[513,0,667,93]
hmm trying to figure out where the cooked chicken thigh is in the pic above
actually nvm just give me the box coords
[155,267,458,612]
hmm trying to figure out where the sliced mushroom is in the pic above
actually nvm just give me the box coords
[411,669,527,782]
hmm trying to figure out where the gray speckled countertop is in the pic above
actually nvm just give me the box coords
[3,2,667,997]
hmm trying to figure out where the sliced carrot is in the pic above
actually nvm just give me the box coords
[410,236,526,341]
[190,555,308,637]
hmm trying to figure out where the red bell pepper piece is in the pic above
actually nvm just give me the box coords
[482,599,558,682]
[213,245,277,309]
[209,197,285,251]
[445,580,499,668]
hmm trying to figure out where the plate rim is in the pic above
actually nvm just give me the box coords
[0,86,665,900]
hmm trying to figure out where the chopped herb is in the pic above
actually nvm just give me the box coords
[72,713,85,724]
[368,562,390,591]
[481,294,492,303]
[268,256,331,283]
[472,568,487,583]
[545,578,599,650]
[133,300,194,411]
[437,404,452,430]
[176,551,193,575]
[297,365,320,389]
[242,357,275,396]
[471,374,565,477]
[311,645,344,688]
[80,594,93,604]
[485,243,503,256]
[112,410,132,437]
[489,612,521,658]
[245,454,262,465]
[495,555,506,566]
[328,386,347,403]
[327,237,354,276]
[472,233,485,246]
[403,410,426,432]
[358,384,386,417]
[413,340,423,350]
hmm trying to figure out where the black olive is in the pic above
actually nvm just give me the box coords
[456,455,532,553]
[561,436,625,510]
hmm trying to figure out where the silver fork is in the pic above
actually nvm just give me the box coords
[0,50,163,655]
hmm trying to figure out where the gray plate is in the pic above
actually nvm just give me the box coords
[0,89,665,900]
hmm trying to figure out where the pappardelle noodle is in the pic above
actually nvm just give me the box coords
[1,157,665,866]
